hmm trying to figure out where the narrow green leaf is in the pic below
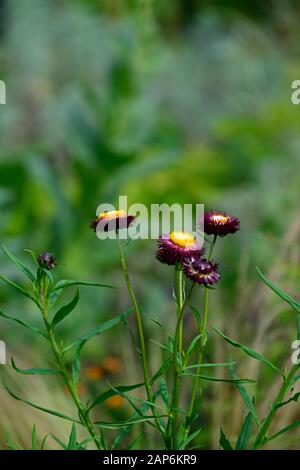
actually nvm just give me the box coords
[67,424,77,450]
[257,268,300,314]
[51,435,68,450]
[184,362,236,370]
[65,308,133,352]
[5,432,23,450]
[53,280,115,292]
[111,403,152,449]
[185,334,204,363]
[4,382,79,423]
[51,289,79,328]
[229,360,260,427]
[150,357,172,386]
[0,275,37,304]
[11,358,60,376]
[40,434,48,450]
[73,437,95,450]
[72,342,85,386]
[266,419,300,445]
[150,317,164,329]
[236,413,253,450]
[182,372,256,384]
[95,415,166,429]
[159,378,169,407]
[2,244,35,281]
[213,327,284,377]
[274,392,300,410]
[219,427,233,450]
[179,427,202,450]
[0,309,46,337]
[31,424,37,450]
[88,383,144,412]
[150,339,172,354]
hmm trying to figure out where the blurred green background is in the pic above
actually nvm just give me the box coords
[1,0,300,449]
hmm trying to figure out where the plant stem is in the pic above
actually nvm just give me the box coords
[175,264,184,354]
[253,363,300,449]
[184,234,217,440]
[166,284,195,449]
[116,237,163,436]
[38,276,102,450]
[185,286,209,437]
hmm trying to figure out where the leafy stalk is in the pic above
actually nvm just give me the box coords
[37,270,103,450]
[166,283,195,449]
[253,363,300,448]
[116,237,164,439]
[184,234,217,441]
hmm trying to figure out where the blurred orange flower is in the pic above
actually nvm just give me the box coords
[106,395,124,409]
[102,356,122,375]
[83,364,104,380]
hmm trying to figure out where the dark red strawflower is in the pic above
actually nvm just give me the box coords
[37,252,57,270]
[201,211,240,237]
[90,210,136,233]
[156,231,204,266]
[182,257,220,286]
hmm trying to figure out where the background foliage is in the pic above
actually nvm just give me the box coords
[1,0,300,449]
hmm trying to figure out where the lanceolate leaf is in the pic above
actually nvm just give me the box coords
[236,412,253,450]
[159,378,169,407]
[179,427,202,450]
[67,424,77,450]
[219,428,233,450]
[51,289,79,328]
[257,268,300,314]
[65,308,133,353]
[150,357,172,386]
[2,244,35,281]
[266,419,300,445]
[72,341,85,386]
[182,372,256,384]
[87,383,144,412]
[213,327,284,377]
[53,280,115,292]
[185,334,204,363]
[0,275,37,304]
[274,392,300,410]
[229,360,260,427]
[4,383,80,423]
[95,415,166,429]
[184,362,237,370]
[11,358,61,376]
[0,309,46,337]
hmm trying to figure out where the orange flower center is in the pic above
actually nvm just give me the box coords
[170,231,196,248]
[99,210,127,220]
[211,214,230,225]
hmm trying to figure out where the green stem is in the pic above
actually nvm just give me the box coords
[116,238,163,436]
[184,234,217,440]
[166,284,195,449]
[253,363,300,449]
[185,286,209,435]
[175,264,184,354]
[39,276,102,450]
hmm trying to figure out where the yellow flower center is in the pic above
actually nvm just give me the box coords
[170,231,196,248]
[99,210,127,220]
[212,214,229,225]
